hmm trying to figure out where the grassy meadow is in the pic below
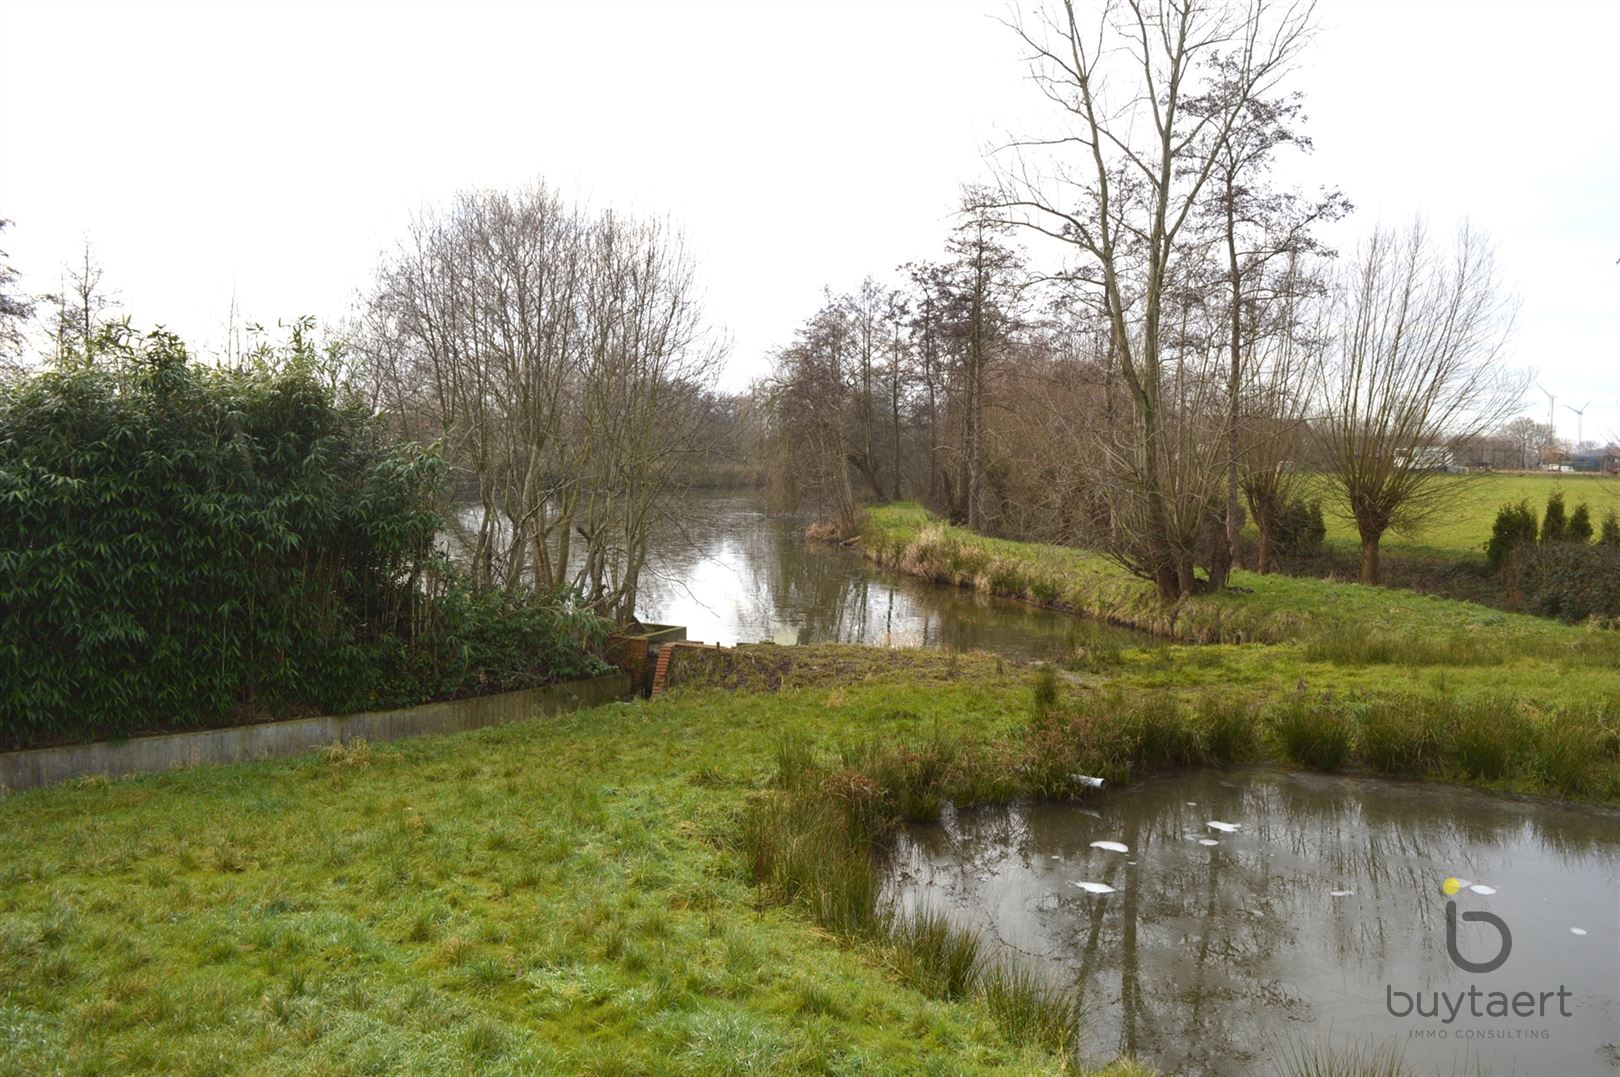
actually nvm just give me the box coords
[0,652,1151,1075]
[2,637,1617,1073]
[1297,470,1620,558]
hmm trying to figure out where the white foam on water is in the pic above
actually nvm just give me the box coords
[1469,884,1497,895]
[1198,838,1220,846]
[1330,889,1353,897]
[1570,927,1588,936]
[1090,840,1129,853]
[1073,881,1116,894]
[1206,820,1240,833]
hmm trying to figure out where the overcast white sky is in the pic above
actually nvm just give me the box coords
[1,0,1616,443]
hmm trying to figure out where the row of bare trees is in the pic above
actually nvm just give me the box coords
[765,0,1523,595]
[352,182,725,621]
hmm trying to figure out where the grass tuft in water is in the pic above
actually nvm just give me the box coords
[889,908,982,1001]
[978,959,1081,1054]
[1274,1034,1409,1077]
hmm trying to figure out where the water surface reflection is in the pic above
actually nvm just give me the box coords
[451,493,1151,661]
[887,769,1620,1075]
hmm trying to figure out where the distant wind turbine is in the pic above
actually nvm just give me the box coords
[1536,383,1556,430]
[1565,399,1591,451]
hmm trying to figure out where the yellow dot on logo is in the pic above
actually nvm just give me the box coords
[1442,877,1461,895]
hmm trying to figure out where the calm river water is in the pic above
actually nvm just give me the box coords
[449,492,1149,661]
[887,769,1620,1076]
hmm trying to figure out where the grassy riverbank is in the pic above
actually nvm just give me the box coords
[3,643,1616,1073]
[860,503,1620,668]
[0,651,1146,1075]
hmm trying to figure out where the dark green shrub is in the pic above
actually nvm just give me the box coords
[1485,500,1538,571]
[1566,502,1594,543]
[1600,510,1620,547]
[0,331,609,748]
[1274,498,1327,558]
[1519,543,1620,623]
[1540,491,1567,543]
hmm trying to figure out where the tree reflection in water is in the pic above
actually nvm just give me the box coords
[885,769,1620,1076]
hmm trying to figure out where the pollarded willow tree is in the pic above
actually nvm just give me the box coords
[354,182,724,621]
[997,0,1317,599]
[1315,222,1521,585]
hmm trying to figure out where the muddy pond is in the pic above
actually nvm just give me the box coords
[886,768,1620,1075]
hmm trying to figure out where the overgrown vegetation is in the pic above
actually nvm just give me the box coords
[0,331,610,749]
[739,731,1079,1054]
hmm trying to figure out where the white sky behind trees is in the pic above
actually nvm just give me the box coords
[1,0,1615,444]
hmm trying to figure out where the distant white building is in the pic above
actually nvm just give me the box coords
[1395,445,1461,472]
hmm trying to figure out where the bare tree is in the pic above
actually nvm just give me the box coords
[1195,67,1347,580]
[1498,415,1557,471]
[766,296,863,537]
[356,182,723,620]
[882,287,910,500]
[1315,222,1522,584]
[1236,254,1325,572]
[995,0,1317,599]
[940,189,1024,531]
[904,260,951,506]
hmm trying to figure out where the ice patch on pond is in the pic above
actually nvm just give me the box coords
[1198,838,1220,846]
[1207,820,1240,833]
[1570,927,1588,936]
[1330,889,1354,897]
[1090,840,1129,853]
[1073,881,1116,894]
[1469,884,1497,895]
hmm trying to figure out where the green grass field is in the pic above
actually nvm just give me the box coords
[0,653,1150,1075]
[2,642,1615,1075]
[1299,471,1620,557]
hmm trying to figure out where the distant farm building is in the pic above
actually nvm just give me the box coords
[1567,448,1620,474]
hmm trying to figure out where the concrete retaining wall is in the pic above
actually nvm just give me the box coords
[0,671,634,796]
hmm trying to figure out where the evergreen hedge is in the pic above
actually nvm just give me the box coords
[0,332,609,749]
